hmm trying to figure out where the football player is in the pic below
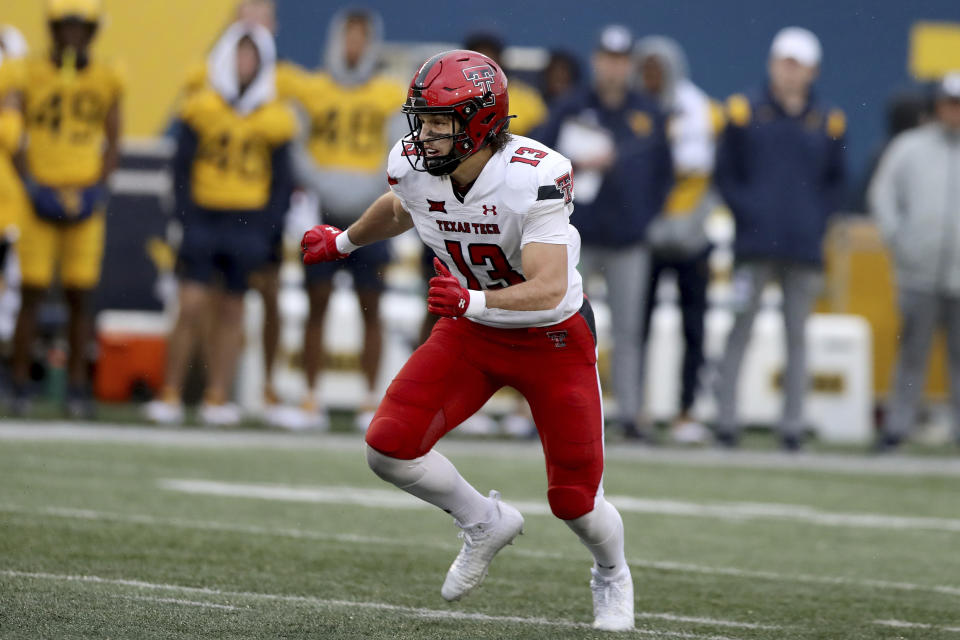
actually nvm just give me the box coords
[176,0,309,424]
[145,23,296,426]
[3,0,122,417]
[302,50,634,631]
[293,8,407,431]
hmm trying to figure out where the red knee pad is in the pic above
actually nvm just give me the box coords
[365,395,448,460]
[547,485,596,520]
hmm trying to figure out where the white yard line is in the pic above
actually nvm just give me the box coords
[0,569,747,640]
[3,503,959,599]
[874,619,960,633]
[158,478,960,534]
[2,421,960,477]
[110,594,244,611]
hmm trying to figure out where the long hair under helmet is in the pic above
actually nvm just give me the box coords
[401,49,511,176]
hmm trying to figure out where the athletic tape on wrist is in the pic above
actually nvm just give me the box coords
[336,230,360,254]
[464,290,486,318]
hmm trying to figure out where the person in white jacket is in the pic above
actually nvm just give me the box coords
[869,72,960,450]
[635,36,723,443]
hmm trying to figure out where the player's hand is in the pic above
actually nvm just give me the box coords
[301,224,349,264]
[427,257,472,318]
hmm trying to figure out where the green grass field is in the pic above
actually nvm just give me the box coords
[1,421,959,639]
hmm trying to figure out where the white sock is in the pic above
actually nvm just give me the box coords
[564,497,627,578]
[366,446,494,527]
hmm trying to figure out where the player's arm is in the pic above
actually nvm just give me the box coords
[428,242,567,317]
[302,191,413,264]
[100,98,122,182]
[485,243,566,311]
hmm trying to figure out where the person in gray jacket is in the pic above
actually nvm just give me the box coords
[868,72,960,450]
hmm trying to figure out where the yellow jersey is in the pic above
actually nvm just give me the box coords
[10,56,122,187]
[507,78,547,137]
[300,72,405,172]
[180,88,296,211]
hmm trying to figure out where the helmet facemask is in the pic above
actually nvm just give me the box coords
[402,95,495,176]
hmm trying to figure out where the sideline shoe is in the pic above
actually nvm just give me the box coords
[440,490,524,601]
[264,399,329,431]
[670,416,711,445]
[144,399,184,425]
[590,566,635,631]
[200,401,243,427]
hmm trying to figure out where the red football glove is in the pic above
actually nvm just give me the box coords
[301,224,350,265]
[427,257,472,318]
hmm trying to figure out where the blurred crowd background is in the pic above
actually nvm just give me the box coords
[1,0,959,453]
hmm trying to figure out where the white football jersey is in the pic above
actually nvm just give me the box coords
[387,135,582,329]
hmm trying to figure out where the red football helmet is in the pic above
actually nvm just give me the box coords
[401,49,512,175]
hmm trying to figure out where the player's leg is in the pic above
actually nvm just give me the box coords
[249,262,280,402]
[882,288,939,448]
[303,266,333,420]
[365,319,520,601]
[204,290,245,411]
[779,263,822,449]
[676,252,709,416]
[348,240,390,429]
[145,212,216,423]
[10,286,45,414]
[514,306,632,630]
[671,251,711,444]
[159,282,210,402]
[603,244,652,438]
[10,210,58,414]
[714,261,770,445]
[60,212,106,418]
[199,218,272,426]
[365,318,500,518]
[941,295,960,446]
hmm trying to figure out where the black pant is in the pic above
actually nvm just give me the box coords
[641,250,709,414]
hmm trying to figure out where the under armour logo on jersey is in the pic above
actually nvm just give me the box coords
[481,204,497,216]
[462,65,496,106]
[546,330,568,348]
[458,298,466,310]
[427,199,447,213]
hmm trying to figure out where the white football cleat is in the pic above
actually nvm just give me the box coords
[143,399,184,425]
[441,490,524,601]
[199,402,243,427]
[590,566,635,631]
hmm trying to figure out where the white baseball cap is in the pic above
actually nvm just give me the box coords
[596,24,634,55]
[770,27,822,67]
[938,72,960,100]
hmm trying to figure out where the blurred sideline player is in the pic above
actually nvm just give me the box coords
[178,0,310,423]
[417,30,549,437]
[2,0,122,418]
[292,8,406,431]
[145,23,296,425]
[636,36,724,444]
[302,50,635,631]
[0,26,28,293]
